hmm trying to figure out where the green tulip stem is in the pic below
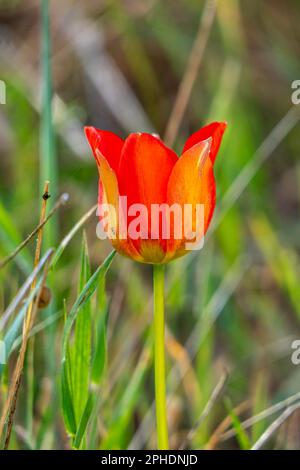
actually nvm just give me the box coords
[153,264,169,450]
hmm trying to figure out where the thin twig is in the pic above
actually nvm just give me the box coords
[220,391,300,442]
[180,369,228,449]
[0,191,69,270]
[23,181,50,334]
[164,0,218,147]
[251,403,300,450]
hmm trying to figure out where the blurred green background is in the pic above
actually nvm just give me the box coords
[0,0,300,450]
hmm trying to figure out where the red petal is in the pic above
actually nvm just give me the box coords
[118,133,177,204]
[182,121,227,164]
[118,133,178,258]
[95,152,142,262]
[165,139,216,261]
[84,126,124,175]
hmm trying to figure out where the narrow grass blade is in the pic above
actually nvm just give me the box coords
[0,200,32,275]
[61,361,77,437]
[40,0,57,247]
[224,397,251,450]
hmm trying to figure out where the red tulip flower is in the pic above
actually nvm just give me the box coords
[85,122,226,264]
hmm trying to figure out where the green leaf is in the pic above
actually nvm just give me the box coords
[61,250,116,362]
[71,233,92,423]
[60,250,115,438]
[91,307,107,385]
[73,394,95,449]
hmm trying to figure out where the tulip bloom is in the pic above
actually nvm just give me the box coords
[85,122,226,264]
